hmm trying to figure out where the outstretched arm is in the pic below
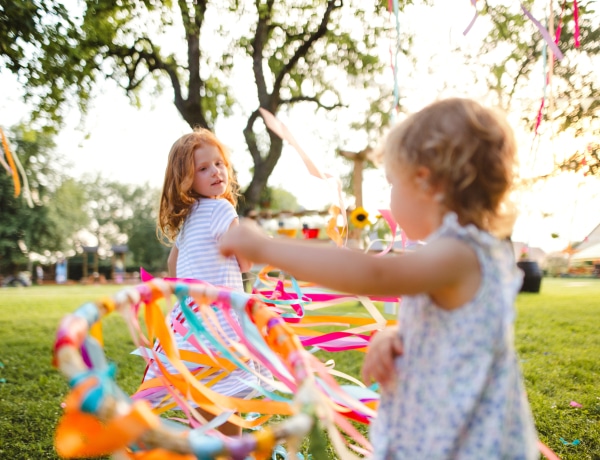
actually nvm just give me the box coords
[219,219,479,301]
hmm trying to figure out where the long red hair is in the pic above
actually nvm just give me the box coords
[158,128,239,242]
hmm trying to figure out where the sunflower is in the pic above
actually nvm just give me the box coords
[349,207,370,229]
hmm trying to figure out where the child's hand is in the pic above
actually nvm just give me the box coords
[361,326,403,391]
[220,218,269,263]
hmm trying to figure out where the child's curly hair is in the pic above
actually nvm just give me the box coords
[158,128,240,243]
[382,98,518,238]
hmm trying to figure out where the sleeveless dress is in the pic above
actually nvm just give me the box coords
[370,213,539,459]
[141,198,264,399]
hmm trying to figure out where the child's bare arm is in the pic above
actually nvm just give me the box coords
[227,218,253,273]
[219,219,479,303]
[361,326,403,390]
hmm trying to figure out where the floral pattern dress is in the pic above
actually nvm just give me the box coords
[370,213,539,460]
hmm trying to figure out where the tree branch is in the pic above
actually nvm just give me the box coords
[271,0,341,103]
[243,109,263,165]
[280,95,345,110]
[252,0,275,108]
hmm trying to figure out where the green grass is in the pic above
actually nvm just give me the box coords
[0,279,599,459]
[515,279,600,460]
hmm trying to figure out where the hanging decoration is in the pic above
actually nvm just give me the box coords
[388,0,401,119]
[0,126,34,207]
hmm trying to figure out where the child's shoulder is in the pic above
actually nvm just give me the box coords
[197,199,237,226]
[198,198,235,212]
[434,212,498,249]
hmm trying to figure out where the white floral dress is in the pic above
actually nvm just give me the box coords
[370,213,539,460]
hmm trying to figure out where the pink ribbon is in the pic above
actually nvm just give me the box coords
[573,0,580,47]
[463,0,479,35]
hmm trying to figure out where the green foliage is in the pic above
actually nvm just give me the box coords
[477,1,600,136]
[46,179,90,238]
[0,125,87,274]
[0,173,29,274]
[0,126,167,275]
[0,1,395,212]
[79,177,167,271]
[125,188,170,272]
[258,185,301,212]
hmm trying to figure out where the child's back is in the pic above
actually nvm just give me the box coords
[176,198,244,290]
[370,213,538,459]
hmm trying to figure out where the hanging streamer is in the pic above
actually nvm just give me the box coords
[0,126,34,207]
[532,0,570,139]
[0,126,21,197]
[463,0,479,35]
[388,0,401,119]
[259,108,347,245]
[521,3,564,61]
[573,0,580,47]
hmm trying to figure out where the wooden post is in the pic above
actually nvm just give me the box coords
[338,148,372,209]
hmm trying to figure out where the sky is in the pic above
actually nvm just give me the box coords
[1,1,599,254]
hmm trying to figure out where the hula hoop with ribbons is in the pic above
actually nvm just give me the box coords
[53,279,375,460]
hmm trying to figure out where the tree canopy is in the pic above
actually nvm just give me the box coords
[1,0,393,211]
[2,1,599,219]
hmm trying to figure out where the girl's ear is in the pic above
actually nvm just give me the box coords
[414,166,432,191]
[414,166,445,202]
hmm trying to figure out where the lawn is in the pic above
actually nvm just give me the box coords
[0,278,598,459]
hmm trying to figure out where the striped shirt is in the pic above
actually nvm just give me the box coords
[175,198,244,291]
[143,198,261,398]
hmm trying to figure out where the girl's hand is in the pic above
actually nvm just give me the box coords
[361,326,403,391]
[220,218,269,263]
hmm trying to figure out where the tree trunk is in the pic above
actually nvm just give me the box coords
[239,135,283,215]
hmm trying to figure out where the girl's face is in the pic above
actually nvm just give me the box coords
[386,160,441,241]
[191,144,228,198]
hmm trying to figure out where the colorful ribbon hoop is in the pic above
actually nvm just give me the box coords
[53,279,376,459]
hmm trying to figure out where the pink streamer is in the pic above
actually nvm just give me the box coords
[375,209,398,256]
[534,97,545,135]
[463,0,479,35]
[554,1,566,45]
[259,290,398,305]
[259,108,347,228]
[573,0,580,47]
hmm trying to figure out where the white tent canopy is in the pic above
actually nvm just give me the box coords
[570,242,600,261]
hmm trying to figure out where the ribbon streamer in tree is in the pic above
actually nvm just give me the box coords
[463,0,479,36]
[521,3,564,61]
[259,108,348,246]
[0,126,34,207]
